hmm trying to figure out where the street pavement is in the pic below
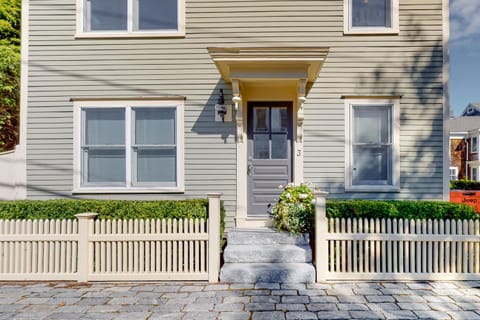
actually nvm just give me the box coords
[0,281,479,319]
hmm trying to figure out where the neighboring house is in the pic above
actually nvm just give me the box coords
[460,103,480,117]
[449,108,480,181]
[20,0,450,229]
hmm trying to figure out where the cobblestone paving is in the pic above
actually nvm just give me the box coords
[0,281,479,319]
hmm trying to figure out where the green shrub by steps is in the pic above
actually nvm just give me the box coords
[0,199,221,221]
[326,200,479,221]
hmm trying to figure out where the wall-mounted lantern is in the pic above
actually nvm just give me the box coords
[215,89,233,122]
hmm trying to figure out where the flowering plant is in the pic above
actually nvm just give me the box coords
[269,182,317,234]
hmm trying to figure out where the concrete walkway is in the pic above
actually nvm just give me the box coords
[0,281,479,320]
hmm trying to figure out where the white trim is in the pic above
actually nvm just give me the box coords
[13,0,29,200]
[75,0,185,38]
[73,99,184,193]
[344,99,400,192]
[442,0,450,201]
[344,0,399,35]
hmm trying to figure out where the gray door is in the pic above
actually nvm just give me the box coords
[247,102,293,217]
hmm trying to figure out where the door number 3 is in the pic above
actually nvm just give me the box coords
[296,150,302,156]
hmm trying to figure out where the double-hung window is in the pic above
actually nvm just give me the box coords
[344,0,399,34]
[472,167,479,182]
[449,167,458,181]
[78,0,185,37]
[74,100,184,192]
[472,136,478,153]
[345,99,400,191]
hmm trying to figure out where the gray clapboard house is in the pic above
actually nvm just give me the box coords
[21,0,450,230]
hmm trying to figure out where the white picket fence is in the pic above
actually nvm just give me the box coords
[0,193,221,282]
[314,192,480,281]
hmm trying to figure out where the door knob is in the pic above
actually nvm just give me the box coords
[247,164,253,176]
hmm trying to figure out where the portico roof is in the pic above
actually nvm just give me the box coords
[207,47,329,85]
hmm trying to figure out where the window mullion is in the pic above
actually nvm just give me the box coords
[125,106,132,187]
[128,0,134,32]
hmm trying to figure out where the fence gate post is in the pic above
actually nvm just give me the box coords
[314,191,329,282]
[207,193,222,283]
[75,213,98,282]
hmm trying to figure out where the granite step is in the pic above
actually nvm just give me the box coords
[223,244,312,263]
[220,263,315,283]
[227,228,309,246]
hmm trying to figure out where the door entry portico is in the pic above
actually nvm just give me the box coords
[247,102,293,217]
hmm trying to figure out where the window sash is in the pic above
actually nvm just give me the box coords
[350,0,392,28]
[473,167,479,181]
[84,0,179,33]
[472,136,478,153]
[449,167,458,181]
[348,103,396,189]
[80,106,179,188]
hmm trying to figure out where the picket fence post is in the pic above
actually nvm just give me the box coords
[207,193,222,283]
[315,191,329,282]
[75,212,98,282]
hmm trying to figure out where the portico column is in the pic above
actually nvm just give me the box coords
[232,79,243,143]
[294,79,307,184]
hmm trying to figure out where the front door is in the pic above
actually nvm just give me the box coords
[247,102,293,217]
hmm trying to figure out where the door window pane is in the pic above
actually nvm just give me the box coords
[352,146,389,184]
[351,0,391,28]
[254,108,269,132]
[134,108,175,145]
[271,134,287,159]
[354,106,389,144]
[89,0,128,31]
[138,0,178,30]
[136,148,176,184]
[85,108,125,145]
[254,134,269,159]
[271,108,288,132]
[87,149,126,183]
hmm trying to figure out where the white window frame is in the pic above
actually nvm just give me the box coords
[472,135,479,154]
[344,0,399,35]
[73,99,184,193]
[345,99,400,192]
[449,166,458,181]
[76,0,185,38]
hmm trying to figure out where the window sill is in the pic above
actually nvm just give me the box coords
[72,187,185,194]
[345,186,400,193]
[74,31,186,39]
[344,28,399,36]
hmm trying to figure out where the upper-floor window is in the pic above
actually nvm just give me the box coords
[344,0,399,35]
[77,0,185,37]
[472,136,479,153]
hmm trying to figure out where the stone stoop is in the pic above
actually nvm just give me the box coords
[220,228,315,283]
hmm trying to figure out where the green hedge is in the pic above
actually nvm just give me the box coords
[450,179,480,190]
[0,199,217,220]
[326,200,479,220]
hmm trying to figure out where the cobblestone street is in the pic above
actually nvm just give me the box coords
[0,281,479,319]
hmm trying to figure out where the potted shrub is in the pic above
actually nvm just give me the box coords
[269,182,316,234]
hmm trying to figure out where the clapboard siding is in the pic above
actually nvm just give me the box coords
[27,0,445,226]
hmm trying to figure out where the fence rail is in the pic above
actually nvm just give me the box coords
[0,193,221,282]
[315,193,480,281]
